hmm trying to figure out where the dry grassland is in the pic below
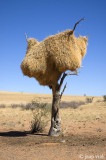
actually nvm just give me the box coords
[0,91,106,160]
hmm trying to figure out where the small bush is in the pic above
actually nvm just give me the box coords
[11,104,21,108]
[30,107,49,133]
[0,104,6,108]
[22,103,35,110]
[86,97,94,103]
[31,101,51,110]
[10,102,51,111]
[103,95,106,102]
[60,101,85,109]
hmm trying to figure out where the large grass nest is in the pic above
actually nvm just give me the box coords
[21,21,88,87]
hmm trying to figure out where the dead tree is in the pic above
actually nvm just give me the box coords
[49,70,78,136]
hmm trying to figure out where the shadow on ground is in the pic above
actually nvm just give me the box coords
[0,131,48,137]
[0,131,28,137]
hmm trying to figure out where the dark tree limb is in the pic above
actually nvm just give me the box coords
[60,83,67,99]
[73,18,85,32]
[59,70,78,91]
[68,18,85,38]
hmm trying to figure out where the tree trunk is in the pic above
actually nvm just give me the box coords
[48,71,77,136]
[48,85,61,136]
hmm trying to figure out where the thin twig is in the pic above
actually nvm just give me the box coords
[25,33,28,42]
[59,73,67,91]
[73,18,85,32]
[66,70,78,76]
[60,83,67,99]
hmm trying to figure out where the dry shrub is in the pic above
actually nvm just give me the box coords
[30,108,49,133]
[31,101,51,110]
[86,97,94,103]
[11,104,22,109]
[19,103,36,110]
[10,102,51,111]
[10,104,33,110]
[60,101,85,109]
[21,28,88,87]
[0,104,6,108]
[103,95,106,102]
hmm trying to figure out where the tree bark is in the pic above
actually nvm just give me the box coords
[48,84,61,136]
[48,71,78,136]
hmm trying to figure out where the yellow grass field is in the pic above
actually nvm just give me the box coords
[0,91,103,104]
[0,91,106,160]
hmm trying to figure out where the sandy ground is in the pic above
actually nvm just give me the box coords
[0,91,106,160]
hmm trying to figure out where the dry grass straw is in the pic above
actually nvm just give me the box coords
[30,107,49,133]
[21,23,88,86]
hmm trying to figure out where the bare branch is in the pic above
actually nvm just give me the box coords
[66,70,78,76]
[87,34,90,39]
[73,18,85,32]
[59,70,78,91]
[59,73,67,91]
[68,18,85,38]
[25,33,28,42]
[60,83,67,99]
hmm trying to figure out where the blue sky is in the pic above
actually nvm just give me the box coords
[0,0,106,96]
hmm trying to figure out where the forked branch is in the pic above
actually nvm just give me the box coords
[59,70,78,91]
